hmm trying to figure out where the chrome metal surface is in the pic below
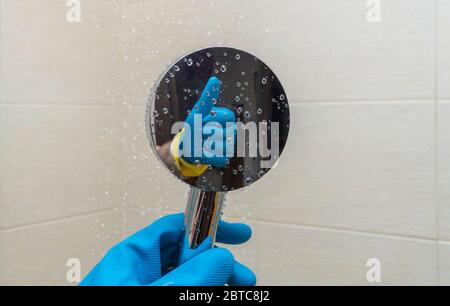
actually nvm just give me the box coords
[184,188,225,248]
[145,47,290,253]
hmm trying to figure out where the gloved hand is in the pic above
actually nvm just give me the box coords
[172,76,236,177]
[80,213,256,286]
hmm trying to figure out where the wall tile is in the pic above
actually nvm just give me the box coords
[0,230,4,282]
[0,210,122,285]
[0,0,444,286]
[229,219,438,285]
[0,105,121,228]
[439,241,450,285]
[227,102,436,239]
[116,103,187,223]
[0,0,123,105]
[254,0,435,102]
[438,0,450,99]
[438,101,450,240]
[117,0,258,105]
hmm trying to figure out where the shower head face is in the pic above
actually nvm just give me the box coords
[146,47,290,192]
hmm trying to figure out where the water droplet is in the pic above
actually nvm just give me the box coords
[238,165,243,172]
[206,52,211,57]
[235,96,240,102]
[162,107,168,114]
[246,177,253,184]
[241,72,246,76]
[165,78,170,83]
[258,170,265,177]
[174,65,180,71]
[261,77,267,85]
[153,110,159,117]
[257,108,263,115]
[187,58,193,66]
[220,65,227,72]
[236,106,243,114]
[210,110,216,117]
[235,54,241,60]
[244,111,251,118]
[201,177,207,183]
[211,98,217,105]
[236,82,241,87]
[222,185,228,191]
[233,169,238,175]
[280,94,285,100]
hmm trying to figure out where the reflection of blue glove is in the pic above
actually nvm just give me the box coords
[180,76,236,168]
[80,213,256,286]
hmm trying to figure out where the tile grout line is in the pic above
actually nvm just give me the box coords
[226,215,442,244]
[434,0,441,286]
[290,99,435,105]
[2,207,117,233]
[0,103,113,108]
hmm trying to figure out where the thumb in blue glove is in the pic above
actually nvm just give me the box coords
[180,76,236,168]
[80,213,256,286]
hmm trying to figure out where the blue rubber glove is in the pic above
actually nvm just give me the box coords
[80,213,256,286]
[180,76,236,168]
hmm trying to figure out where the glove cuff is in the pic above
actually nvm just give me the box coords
[170,129,208,177]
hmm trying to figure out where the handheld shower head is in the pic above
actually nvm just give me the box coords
[146,47,290,263]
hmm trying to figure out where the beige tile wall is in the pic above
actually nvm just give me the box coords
[1,0,449,285]
[438,0,450,99]
[254,0,435,102]
[0,0,125,285]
